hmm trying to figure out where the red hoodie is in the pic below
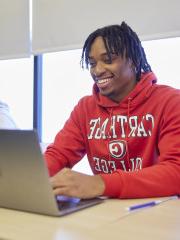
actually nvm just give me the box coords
[44,72,180,198]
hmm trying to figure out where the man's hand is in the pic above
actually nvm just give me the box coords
[50,168,105,199]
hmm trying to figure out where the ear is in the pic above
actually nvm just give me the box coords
[127,58,134,67]
[127,59,137,73]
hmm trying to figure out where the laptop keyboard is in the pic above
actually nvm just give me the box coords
[56,195,103,211]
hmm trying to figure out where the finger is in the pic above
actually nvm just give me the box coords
[53,187,74,197]
[50,177,66,189]
[50,177,58,188]
[61,167,71,173]
[50,168,71,188]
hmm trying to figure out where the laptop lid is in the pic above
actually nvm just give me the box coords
[0,129,103,216]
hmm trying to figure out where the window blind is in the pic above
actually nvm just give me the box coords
[32,0,180,54]
[0,0,30,60]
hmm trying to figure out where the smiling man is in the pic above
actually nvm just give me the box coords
[44,22,180,199]
[88,36,137,102]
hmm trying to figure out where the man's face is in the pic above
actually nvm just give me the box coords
[88,36,137,102]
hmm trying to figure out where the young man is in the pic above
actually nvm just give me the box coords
[44,22,180,199]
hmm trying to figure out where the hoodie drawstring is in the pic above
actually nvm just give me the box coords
[125,97,132,171]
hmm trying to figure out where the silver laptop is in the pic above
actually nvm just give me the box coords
[0,129,103,216]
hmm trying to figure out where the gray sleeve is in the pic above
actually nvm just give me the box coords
[0,101,17,129]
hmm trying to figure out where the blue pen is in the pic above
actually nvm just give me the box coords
[127,195,178,211]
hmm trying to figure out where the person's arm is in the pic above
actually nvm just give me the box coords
[44,99,87,176]
[0,101,16,129]
[44,97,106,198]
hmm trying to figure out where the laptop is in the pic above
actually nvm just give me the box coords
[0,129,104,216]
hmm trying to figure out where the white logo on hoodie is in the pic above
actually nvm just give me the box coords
[109,140,127,158]
[87,114,154,139]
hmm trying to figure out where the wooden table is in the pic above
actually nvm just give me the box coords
[0,197,179,240]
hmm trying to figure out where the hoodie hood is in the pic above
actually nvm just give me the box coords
[93,72,157,109]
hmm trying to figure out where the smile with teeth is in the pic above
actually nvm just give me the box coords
[97,78,112,84]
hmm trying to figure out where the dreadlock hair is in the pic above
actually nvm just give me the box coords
[81,21,152,81]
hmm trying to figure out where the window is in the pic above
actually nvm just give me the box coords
[142,37,180,88]
[0,57,33,129]
[42,49,92,143]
